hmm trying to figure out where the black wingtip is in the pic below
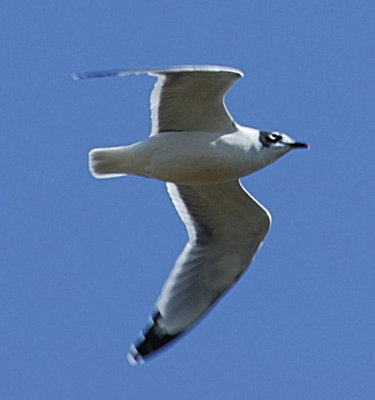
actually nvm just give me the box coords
[71,70,130,80]
[127,312,181,365]
[71,71,110,80]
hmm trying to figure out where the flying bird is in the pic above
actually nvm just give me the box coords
[72,65,308,365]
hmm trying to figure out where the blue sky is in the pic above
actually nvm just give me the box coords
[2,1,375,399]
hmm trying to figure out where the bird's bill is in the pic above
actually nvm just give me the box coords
[288,141,309,149]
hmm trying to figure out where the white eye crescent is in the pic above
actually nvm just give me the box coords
[259,131,285,148]
[268,133,282,142]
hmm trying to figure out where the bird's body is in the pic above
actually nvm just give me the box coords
[73,65,308,364]
[89,126,283,184]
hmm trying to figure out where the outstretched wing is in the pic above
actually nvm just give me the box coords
[128,180,271,364]
[148,66,242,135]
[72,65,243,135]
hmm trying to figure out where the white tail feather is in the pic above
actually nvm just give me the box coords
[89,147,128,179]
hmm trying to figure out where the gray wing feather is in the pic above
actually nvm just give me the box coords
[148,68,242,135]
[156,180,271,335]
[72,65,243,135]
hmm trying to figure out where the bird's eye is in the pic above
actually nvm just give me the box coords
[268,133,282,142]
[260,131,282,147]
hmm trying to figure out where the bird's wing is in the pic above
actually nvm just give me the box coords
[128,180,271,364]
[72,65,243,135]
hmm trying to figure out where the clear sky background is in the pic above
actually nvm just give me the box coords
[2,1,375,399]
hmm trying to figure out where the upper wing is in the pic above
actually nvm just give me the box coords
[72,65,243,135]
[128,180,271,364]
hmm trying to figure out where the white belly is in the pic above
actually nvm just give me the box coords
[138,130,261,184]
[90,128,267,184]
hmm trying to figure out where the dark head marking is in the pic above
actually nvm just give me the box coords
[259,131,282,147]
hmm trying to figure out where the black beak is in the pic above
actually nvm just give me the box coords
[289,141,309,149]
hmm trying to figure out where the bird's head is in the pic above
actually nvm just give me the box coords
[259,130,309,151]
[257,130,309,165]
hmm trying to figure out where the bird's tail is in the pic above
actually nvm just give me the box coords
[89,147,128,179]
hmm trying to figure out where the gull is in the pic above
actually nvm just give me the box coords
[72,65,308,365]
